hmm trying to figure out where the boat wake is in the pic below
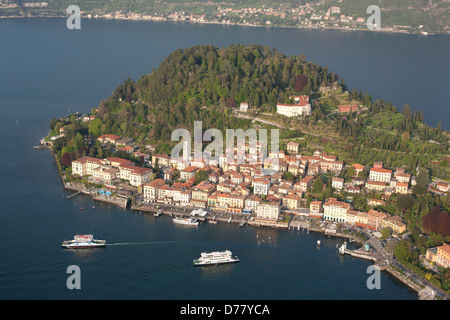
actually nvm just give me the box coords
[107,241,178,246]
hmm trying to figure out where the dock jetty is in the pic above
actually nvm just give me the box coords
[66,191,82,200]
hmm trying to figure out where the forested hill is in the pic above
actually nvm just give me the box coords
[135,44,335,110]
[99,44,337,142]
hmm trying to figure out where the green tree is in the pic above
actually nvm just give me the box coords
[394,241,411,262]
[345,166,355,180]
[194,170,208,184]
[417,167,431,186]
[401,131,410,142]
[88,118,102,137]
[282,172,294,181]
[312,177,323,193]
[381,227,392,239]
[413,183,427,196]
[396,194,415,211]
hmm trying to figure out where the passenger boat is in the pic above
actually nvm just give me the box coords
[173,217,199,226]
[193,250,239,266]
[62,235,106,249]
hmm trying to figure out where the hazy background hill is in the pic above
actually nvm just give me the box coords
[1,0,449,34]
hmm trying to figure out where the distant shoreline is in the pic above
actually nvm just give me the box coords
[0,14,445,36]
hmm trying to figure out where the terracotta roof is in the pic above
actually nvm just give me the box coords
[324,198,350,209]
[98,134,121,141]
[352,163,365,170]
[289,95,309,106]
[438,244,450,255]
[145,178,166,188]
[73,156,104,165]
[181,166,199,172]
[370,168,392,174]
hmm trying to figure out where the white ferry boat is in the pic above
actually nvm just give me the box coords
[193,250,239,266]
[62,235,106,249]
[173,217,199,226]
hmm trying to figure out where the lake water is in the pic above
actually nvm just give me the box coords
[1,17,448,300]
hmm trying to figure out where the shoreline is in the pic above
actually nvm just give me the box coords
[1,14,446,36]
[35,92,447,300]
[59,177,434,300]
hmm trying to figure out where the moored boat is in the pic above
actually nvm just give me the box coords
[193,250,239,266]
[173,217,199,226]
[62,235,106,249]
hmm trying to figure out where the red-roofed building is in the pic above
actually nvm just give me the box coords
[365,209,388,230]
[289,95,310,105]
[117,145,134,153]
[298,175,314,192]
[310,201,323,218]
[323,198,351,222]
[338,105,359,113]
[98,134,121,144]
[143,178,166,202]
[106,157,134,168]
[253,178,271,195]
[119,164,152,187]
[369,167,392,183]
[395,182,409,194]
[180,166,199,180]
[426,243,450,268]
[72,156,105,176]
[352,163,365,176]
[282,193,301,210]
[436,182,449,193]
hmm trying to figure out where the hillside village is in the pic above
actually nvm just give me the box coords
[65,125,449,235]
[38,93,450,299]
[60,121,450,272]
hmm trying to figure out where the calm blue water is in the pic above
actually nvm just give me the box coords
[1,17,448,300]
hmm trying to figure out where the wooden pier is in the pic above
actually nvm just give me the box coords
[66,191,82,199]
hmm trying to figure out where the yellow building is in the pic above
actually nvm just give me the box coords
[426,243,450,269]
[286,141,300,154]
[191,180,215,206]
[395,182,408,194]
[282,193,300,210]
[381,215,406,233]
[288,164,299,176]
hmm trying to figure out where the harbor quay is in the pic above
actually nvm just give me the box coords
[131,200,253,224]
